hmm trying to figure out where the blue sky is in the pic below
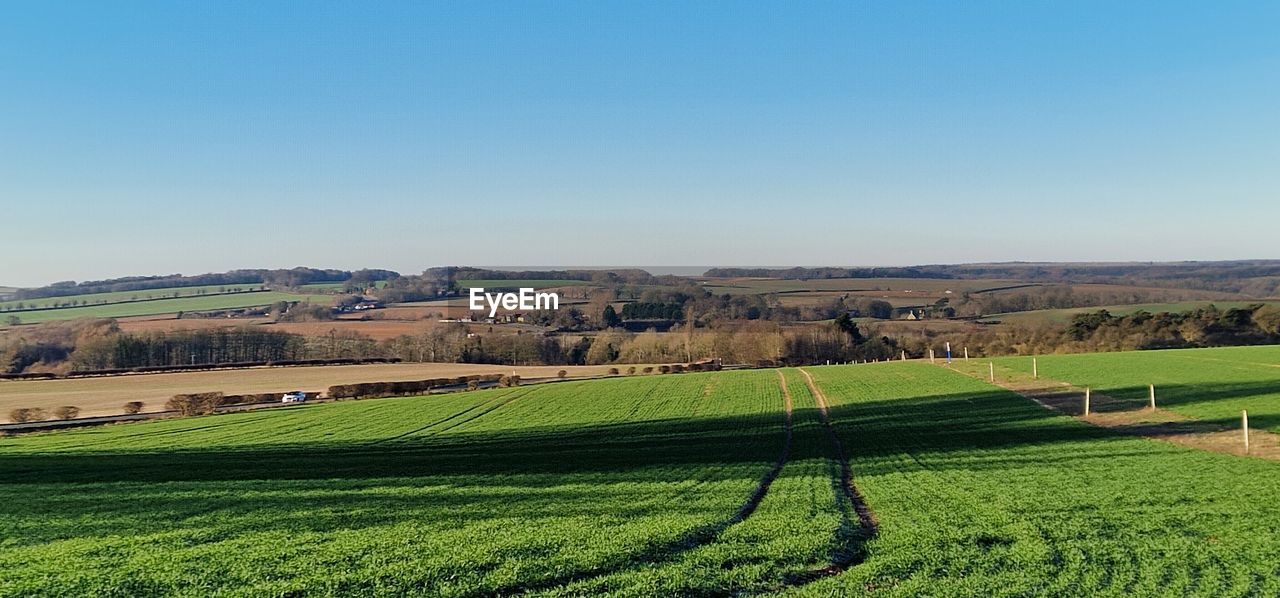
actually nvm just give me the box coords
[2,1,1278,286]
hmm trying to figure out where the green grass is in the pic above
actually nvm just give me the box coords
[1,291,333,324]
[987,300,1279,324]
[454,279,592,289]
[988,346,1280,432]
[0,372,806,596]
[794,362,1280,596]
[0,284,268,313]
[4,359,1280,595]
[543,371,846,595]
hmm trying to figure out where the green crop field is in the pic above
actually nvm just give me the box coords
[454,279,592,289]
[0,291,333,325]
[987,346,1280,432]
[3,358,1280,595]
[987,301,1280,325]
[794,362,1280,596]
[0,284,268,313]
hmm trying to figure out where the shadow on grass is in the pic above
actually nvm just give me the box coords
[0,388,1117,486]
[1050,379,1280,434]
[5,378,1273,593]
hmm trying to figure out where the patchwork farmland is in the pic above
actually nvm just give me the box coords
[4,346,1280,595]
[0,284,268,312]
[0,288,334,325]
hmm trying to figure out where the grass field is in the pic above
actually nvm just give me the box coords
[987,300,1280,325]
[0,284,267,312]
[794,362,1280,595]
[0,372,799,595]
[0,291,333,325]
[985,346,1280,433]
[0,362,645,419]
[4,351,1280,594]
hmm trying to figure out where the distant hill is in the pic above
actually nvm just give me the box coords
[703,261,1280,296]
[11,268,399,302]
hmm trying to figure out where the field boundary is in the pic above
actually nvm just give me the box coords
[947,364,1280,461]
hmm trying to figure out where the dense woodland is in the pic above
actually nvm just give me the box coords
[6,303,1278,376]
[936,304,1280,357]
[446,267,675,285]
[0,316,892,374]
[702,267,945,279]
[948,285,1228,317]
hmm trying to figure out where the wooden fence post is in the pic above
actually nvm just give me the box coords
[1149,384,1156,410]
[1243,410,1250,454]
[1084,387,1091,416]
[1032,357,1038,380]
[989,362,995,383]
[964,347,969,361]
[901,350,906,362]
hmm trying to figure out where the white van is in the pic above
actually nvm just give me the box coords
[281,391,308,403]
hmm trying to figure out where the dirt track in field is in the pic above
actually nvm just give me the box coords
[507,373,797,596]
[950,365,1280,461]
[794,368,879,581]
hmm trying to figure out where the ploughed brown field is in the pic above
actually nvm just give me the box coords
[119,318,438,341]
[115,305,484,340]
[0,363,637,419]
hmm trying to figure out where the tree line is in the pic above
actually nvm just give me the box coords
[949,285,1231,318]
[921,304,1280,357]
[6,304,1277,377]
[703,267,948,279]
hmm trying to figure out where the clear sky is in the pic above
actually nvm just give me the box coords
[2,1,1279,286]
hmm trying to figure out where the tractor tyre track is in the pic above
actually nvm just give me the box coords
[374,388,537,445]
[501,373,796,597]
[785,368,879,586]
